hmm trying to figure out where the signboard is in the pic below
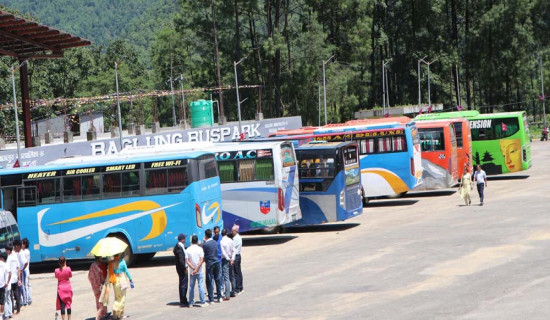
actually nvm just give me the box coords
[0,117,302,168]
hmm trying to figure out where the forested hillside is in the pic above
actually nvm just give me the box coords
[0,0,548,137]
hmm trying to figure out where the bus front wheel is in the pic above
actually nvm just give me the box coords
[110,234,136,267]
[361,188,369,206]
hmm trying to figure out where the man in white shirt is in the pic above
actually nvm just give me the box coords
[5,244,20,318]
[14,240,27,308]
[21,239,31,306]
[473,164,488,206]
[0,252,8,317]
[185,235,206,307]
[232,225,244,295]
[220,229,235,300]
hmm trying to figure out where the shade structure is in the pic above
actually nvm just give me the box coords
[90,237,128,257]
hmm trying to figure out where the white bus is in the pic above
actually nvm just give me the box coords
[121,141,301,232]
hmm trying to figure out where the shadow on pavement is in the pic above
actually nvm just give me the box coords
[488,175,529,181]
[405,190,457,198]
[366,200,419,207]
[243,235,297,247]
[283,223,360,234]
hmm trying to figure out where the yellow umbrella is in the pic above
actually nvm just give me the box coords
[90,237,128,257]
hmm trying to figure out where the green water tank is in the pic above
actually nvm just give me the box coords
[190,100,214,128]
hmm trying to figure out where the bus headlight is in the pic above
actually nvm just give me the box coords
[339,190,346,209]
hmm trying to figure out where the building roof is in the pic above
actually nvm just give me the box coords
[0,10,91,59]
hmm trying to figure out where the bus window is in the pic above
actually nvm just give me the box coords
[218,162,236,183]
[453,122,463,147]
[82,175,101,200]
[103,173,122,198]
[167,167,188,193]
[470,117,519,140]
[64,176,82,201]
[146,169,167,195]
[238,160,255,182]
[17,187,37,207]
[122,171,140,196]
[199,157,218,180]
[419,129,445,151]
[255,159,274,181]
[378,137,392,152]
[24,178,60,204]
[392,136,406,151]
[359,139,375,154]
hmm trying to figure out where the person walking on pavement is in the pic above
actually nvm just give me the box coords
[55,256,72,320]
[0,252,9,318]
[220,229,235,301]
[232,225,244,294]
[88,256,107,320]
[459,167,473,206]
[109,253,134,320]
[173,233,189,307]
[5,244,20,318]
[473,164,488,206]
[186,235,206,307]
[203,229,222,304]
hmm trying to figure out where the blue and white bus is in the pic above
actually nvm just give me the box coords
[0,150,222,265]
[210,141,301,232]
[269,122,423,203]
[291,141,363,226]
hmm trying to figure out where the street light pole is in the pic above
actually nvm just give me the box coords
[169,76,177,127]
[382,59,392,116]
[540,54,546,128]
[318,83,321,126]
[323,55,334,125]
[234,57,246,136]
[114,62,123,148]
[179,74,187,129]
[418,56,427,109]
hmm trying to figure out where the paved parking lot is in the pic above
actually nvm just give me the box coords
[18,141,550,320]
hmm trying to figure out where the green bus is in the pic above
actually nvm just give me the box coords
[415,111,531,175]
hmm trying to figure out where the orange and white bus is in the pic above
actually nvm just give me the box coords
[414,120,458,190]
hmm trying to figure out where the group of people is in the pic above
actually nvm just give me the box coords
[52,251,134,320]
[459,164,488,206]
[174,225,244,307]
[0,239,32,320]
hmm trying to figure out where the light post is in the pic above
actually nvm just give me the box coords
[540,54,546,128]
[418,56,427,109]
[234,56,247,136]
[420,58,438,108]
[11,60,27,165]
[382,59,391,116]
[322,55,334,125]
[114,62,123,148]
[169,75,177,127]
[178,74,187,129]
[318,83,321,126]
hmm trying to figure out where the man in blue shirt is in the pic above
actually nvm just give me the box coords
[473,165,488,206]
[202,229,222,303]
[212,226,223,298]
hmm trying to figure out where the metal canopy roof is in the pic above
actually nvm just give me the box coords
[0,10,91,59]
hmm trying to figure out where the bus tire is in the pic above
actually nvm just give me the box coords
[135,252,156,263]
[361,188,369,206]
[109,234,136,267]
[262,226,281,234]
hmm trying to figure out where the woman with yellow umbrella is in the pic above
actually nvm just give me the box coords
[91,238,134,320]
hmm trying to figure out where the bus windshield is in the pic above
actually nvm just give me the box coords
[470,117,519,140]
[419,128,445,151]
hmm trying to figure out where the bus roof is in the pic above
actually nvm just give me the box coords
[296,141,355,150]
[415,119,455,129]
[345,116,411,125]
[469,111,526,119]
[314,121,404,134]
[0,149,213,175]
[268,127,319,137]
[415,110,480,120]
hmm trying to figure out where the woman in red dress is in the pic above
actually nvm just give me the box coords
[55,256,73,320]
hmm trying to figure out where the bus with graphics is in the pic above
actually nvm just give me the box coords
[268,122,423,203]
[210,141,301,232]
[292,141,363,226]
[414,120,458,190]
[0,149,221,265]
[415,111,531,175]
